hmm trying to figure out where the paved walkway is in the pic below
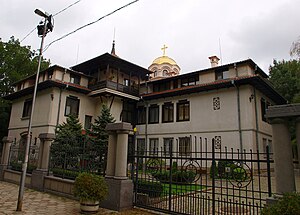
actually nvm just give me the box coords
[0,181,154,215]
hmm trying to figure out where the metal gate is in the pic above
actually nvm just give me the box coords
[129,137,273,215]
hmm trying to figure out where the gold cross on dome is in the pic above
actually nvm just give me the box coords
[161,44,168,56]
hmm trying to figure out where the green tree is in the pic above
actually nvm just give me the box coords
[88,104,115,175]
[0,36,50,97]
[0,36,50,142]
[50,115,84,170]
[269,59,300,103]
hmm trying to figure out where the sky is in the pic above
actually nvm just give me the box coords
[1,0,300,74]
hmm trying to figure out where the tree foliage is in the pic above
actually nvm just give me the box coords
[51,115,84,169]
[269,59,300,103]
[88,104,115,174]
[0,36,50,142]
[0,36,50,97]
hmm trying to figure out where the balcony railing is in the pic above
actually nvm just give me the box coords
[89,80,139,96]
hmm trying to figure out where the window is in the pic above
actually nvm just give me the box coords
[70,74,81,85]
[149,104,159,124]
[65,96,80,116]
[181,76,199,87]
[177,100,190,121]
[163,70,168,76]
[261,99,270,122]
[163,138,173,155]
[162,102,174,123]
[84,115,92,130]
[154,71,157,77]
[149,138,159,155]
[137,106,146,124]
[215,69,229,80]
[179,137,191,156]
[153,82,171,92]
[122,101,135,124]
[48,71,53,80]
[124,79,130,86]
[22,99,32,118]
[137,138,146,155]
[213,97,220,110]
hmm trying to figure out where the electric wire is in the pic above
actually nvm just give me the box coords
[20,0,82,43]
[43,0,140,53]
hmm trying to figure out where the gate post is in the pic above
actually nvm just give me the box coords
[0,136,14,180]
[101,122,133,211]
[270,118,296,193]
[31,133,55,191]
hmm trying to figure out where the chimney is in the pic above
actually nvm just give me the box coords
[209,56,220,68]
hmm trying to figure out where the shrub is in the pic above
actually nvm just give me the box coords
[261,192,300,215]
[51,168,80,179]
[172,161,178,173]
[153,170,196,184]
[135,180,164,198]
[74,172,108,202]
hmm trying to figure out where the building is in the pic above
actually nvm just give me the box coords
[3,45,286,156]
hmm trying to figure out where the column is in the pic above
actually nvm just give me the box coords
[114,131,130,179]
[101,122,133,211]
[31,133,55,191]
[270,118,296,193]
[0,136,14,180]
[106,131,117,178]
[38,133,55,170]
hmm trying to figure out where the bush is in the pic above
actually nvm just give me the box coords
[51,168,80,179]
[261,192,300,215]
[135,180,163,198]
[153,170,196,184]
[74,172,108,202]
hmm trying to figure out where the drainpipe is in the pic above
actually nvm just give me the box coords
[233,63,243,152]
[253,87,259,151]
[56,69,67,126]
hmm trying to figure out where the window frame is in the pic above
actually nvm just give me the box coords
[65,96,80,116]
[137,138,146,155]
[162,102,174,123]
[176,100,190,122]
[148,104,159,124]
[179,136,191,156]
[70,73,81,85]
[137,106,146,124]
[22,99,32,118]
[149,138,159,156]
[163,138,173,156]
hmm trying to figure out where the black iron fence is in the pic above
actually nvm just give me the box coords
[48,137,106,179]
[8,138,40,174]
[129,137,273,215]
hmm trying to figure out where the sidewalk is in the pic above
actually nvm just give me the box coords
[0,181,154,215]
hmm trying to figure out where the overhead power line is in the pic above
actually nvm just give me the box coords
[43,0,140,52]
[20,0,82,43]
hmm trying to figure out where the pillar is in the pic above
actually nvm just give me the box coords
[31,133,55,191]
[114,131,130,179]
[106,131,117,178]
[101,122,133,211]
[270,118,296,193]
[0,136,14,180]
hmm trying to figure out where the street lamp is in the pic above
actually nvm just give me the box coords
[16,8,54,211]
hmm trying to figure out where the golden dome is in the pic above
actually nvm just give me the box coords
[152,56,177,65]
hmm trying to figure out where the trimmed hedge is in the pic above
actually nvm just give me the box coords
[135,180,164,198]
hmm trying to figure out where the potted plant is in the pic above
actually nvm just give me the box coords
[74,172,108,213]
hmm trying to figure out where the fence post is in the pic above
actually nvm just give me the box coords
[0,136,14,180]
[101,122,133,211]
[31,133,55,191]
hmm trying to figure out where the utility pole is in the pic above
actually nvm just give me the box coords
[16,8,53,211]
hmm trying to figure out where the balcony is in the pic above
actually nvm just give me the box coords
[89,80,139,97]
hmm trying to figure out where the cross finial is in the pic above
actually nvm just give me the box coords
[161,44,168,56]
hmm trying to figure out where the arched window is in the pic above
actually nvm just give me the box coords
[163,70,168,76]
